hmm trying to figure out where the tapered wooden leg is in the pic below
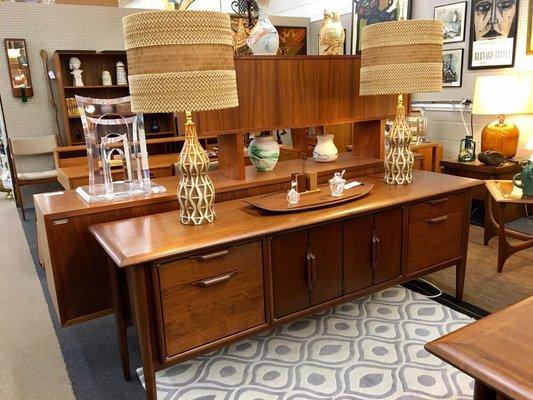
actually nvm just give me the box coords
[497,203,507,273]
[455,258,465,302]
[107,258,131,381]
[14,183,25,221]
[129,266,157,400]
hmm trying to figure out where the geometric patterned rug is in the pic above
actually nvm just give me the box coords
[138,286,474,399]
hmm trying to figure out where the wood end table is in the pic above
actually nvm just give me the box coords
[485,180,533,272]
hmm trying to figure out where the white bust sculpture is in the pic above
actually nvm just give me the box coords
[69,57,84,87]
[116,61,128,85]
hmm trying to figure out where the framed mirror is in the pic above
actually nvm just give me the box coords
[4,38,33,99]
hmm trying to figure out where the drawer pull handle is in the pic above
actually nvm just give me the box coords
[426,215,448,224]
[191,271,237,288]
[306,248,317,291]
[371,231,381,272]
[190,250,229,261]
[427,197,449,205]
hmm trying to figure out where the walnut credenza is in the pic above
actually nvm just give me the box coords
[90,171,482,400]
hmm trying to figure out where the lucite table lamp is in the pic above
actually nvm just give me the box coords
[122,10,239,225]
[472,74,533,158]
[359,20,443,184]
[76,95,164,203]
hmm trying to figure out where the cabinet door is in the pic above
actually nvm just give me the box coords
[308,223,342,306]
[374,208,403,285]
[271,230,310,319]
[343,215,374,294]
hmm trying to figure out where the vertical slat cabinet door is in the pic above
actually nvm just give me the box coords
[271,230,310,319]
[343,215,374,294]
[374,208,403,285]
[308,222,343,306]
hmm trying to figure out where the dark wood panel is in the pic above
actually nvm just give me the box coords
[343,215,374,294]
[158,241,265,357]
[271,230,310,319]
[407,210,464,274]
[374,208,403,285]
[309,223,342,306]
[46,200,178,326]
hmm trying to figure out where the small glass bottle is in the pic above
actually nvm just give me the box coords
[286,180,300,205]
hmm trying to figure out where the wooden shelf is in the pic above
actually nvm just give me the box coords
[63,85,129,89]
[54,50,178,147]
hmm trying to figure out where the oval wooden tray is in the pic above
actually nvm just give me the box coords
[243,183,374,213]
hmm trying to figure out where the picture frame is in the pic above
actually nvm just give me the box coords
[526,0,533,56]
[350,0,412,55]
[277,26,307,55]
[468,0,519,69]
[442,48,463,88]
[434,1,467,43]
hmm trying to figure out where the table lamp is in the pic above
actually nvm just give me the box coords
[472,74,533,158]
[359,20,443,184]
[123,10,239,225]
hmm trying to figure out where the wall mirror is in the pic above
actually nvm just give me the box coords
[4,38,33,100]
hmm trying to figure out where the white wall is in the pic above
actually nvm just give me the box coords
[412,0,533,159]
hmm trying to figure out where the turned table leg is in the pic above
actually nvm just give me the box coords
[107,258,131,381]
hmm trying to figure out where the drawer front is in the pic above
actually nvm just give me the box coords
[407,211,463,274]
[409,192,465,223]
[157,241,265,358]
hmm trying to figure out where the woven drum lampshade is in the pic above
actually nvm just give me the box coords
[360,19,443,96]
[359,20,442,185]
[122,10,239,226]
[123,10,239,113]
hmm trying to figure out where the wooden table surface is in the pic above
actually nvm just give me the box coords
[36,153,383,219]
[89,170,482,267]
[486,180,533,204]
[440,158,522,175]
[426,296,533,400]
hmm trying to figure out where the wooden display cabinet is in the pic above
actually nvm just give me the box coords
[53,50,178,145]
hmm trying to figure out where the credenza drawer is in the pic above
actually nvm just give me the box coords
[156,241,265,358]
[409,192,465,223]
[407,210,463,274]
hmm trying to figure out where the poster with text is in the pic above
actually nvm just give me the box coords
[469,0,519,69]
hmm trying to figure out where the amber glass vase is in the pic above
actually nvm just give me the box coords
[481,116,519,158]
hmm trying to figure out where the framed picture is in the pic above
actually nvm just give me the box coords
[526,0,533,55]
[442,48,463,87]
[351,0,412,54]
[468,0,519,69]
[434,1,467,43]
[277,26,307,55]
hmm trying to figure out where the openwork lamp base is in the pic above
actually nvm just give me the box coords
[384,95,414,185]
[177,112,216,225]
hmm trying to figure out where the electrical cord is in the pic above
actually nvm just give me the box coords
[413,278,443,299]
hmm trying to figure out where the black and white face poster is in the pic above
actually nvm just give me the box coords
[469,0,519,69]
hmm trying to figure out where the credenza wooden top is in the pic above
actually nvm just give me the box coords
[35,153,382,219]
[426,296,533,400]
[89,171,482,268]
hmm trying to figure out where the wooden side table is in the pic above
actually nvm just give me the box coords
[426,296,533,400]
[485,180,533,272]
[440,159,523,232]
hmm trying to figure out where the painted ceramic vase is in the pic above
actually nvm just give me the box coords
[313,134,338,162]
[319,10,345,55]
[247,0,279,55]
[248,135,280,172]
